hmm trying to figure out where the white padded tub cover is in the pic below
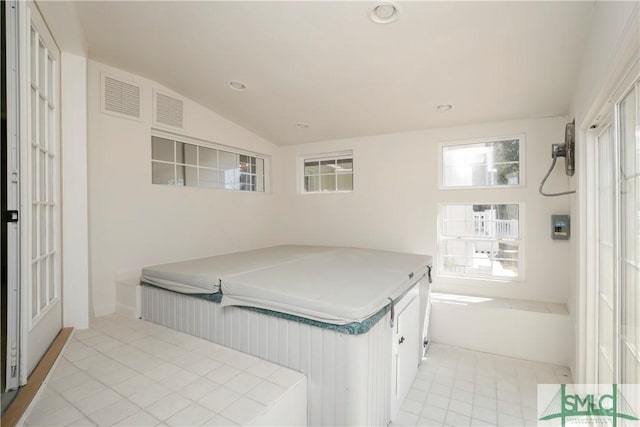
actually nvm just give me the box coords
[141,245,336,294]
[221,247,432,324]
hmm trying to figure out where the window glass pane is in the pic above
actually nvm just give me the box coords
[184,144,198,166]
[442,139,520,187]
[152,137,174,162]
[319,159,336,174]
[440,203,520,280]
[337,159,353,172]
[152,161,175,185]
[494,139,519,162]
[239,173,251,191]
[175,142,185,164]
[321,174,336,192]
[256,158,265,192]
[199,147,217,168]
[199,168,220,188]
[184,166,197,187]
[304,161,319,175]
[239,155,251,173]
[440,240,519,278]
[337,173,353,191]
[496,163,519,185]
[176,165,185,186]
[219,150,238,170]
[305,175,320,192]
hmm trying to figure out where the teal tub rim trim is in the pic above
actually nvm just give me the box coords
[140,281,393,335]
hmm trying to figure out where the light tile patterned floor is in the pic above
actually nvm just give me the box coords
[22,315,304,427]
[393,343,572,427]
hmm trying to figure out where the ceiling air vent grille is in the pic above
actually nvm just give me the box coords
[155,92,184,129]
[103,75,141,119]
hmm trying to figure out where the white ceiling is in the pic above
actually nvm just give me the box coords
[74,1,594,146]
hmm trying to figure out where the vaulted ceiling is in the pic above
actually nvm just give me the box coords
[75,1,594,145]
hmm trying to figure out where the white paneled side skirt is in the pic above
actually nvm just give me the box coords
[141,284,395,426]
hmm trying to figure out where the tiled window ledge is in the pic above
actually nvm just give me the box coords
[431,293,569,315]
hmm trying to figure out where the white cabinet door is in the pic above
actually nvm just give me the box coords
[390,286,420,419]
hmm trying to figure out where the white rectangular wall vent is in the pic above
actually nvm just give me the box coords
[154,91,184,129]
[102,75,141,119]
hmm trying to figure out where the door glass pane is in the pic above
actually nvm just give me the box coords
[48,156,53,202]
[39,261,46,309]
[39,206,45,256]
[47,55,54,101]
[597,124,616,383]
[48,257,55,302]
[48,106,55,153]
[38,42,45,90]
[48,206,54,253]
[39,150,46,201]
[32,205,37,259]
[619,85,639,384]
[30,30,36,84]
[30,90,36,144]
[39,97,45,147]
[32,264,37,318]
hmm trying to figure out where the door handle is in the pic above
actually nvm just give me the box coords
[399,336,405,344]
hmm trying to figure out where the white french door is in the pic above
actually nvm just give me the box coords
[593,76,640,385]
[20,1,61,379]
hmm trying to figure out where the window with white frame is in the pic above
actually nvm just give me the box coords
[441,137,522,188]
[302,152,353,193]
[151,135,266,192]
[439,203,522,280]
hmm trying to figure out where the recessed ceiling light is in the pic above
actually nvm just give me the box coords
[370,2,399,24]
[228,81,247,91]
[295,123,309,129]
[436,104,453,112]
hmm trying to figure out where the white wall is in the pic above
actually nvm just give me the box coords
[87,61,281,317]
[276,117,573,304]
[61,53,89,328]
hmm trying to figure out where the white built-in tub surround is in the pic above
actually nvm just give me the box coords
[139,245,433,426]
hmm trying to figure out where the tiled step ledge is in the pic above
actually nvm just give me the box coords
[20,314,307,427]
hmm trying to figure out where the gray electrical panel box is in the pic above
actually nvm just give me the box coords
[551,215,570,240]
